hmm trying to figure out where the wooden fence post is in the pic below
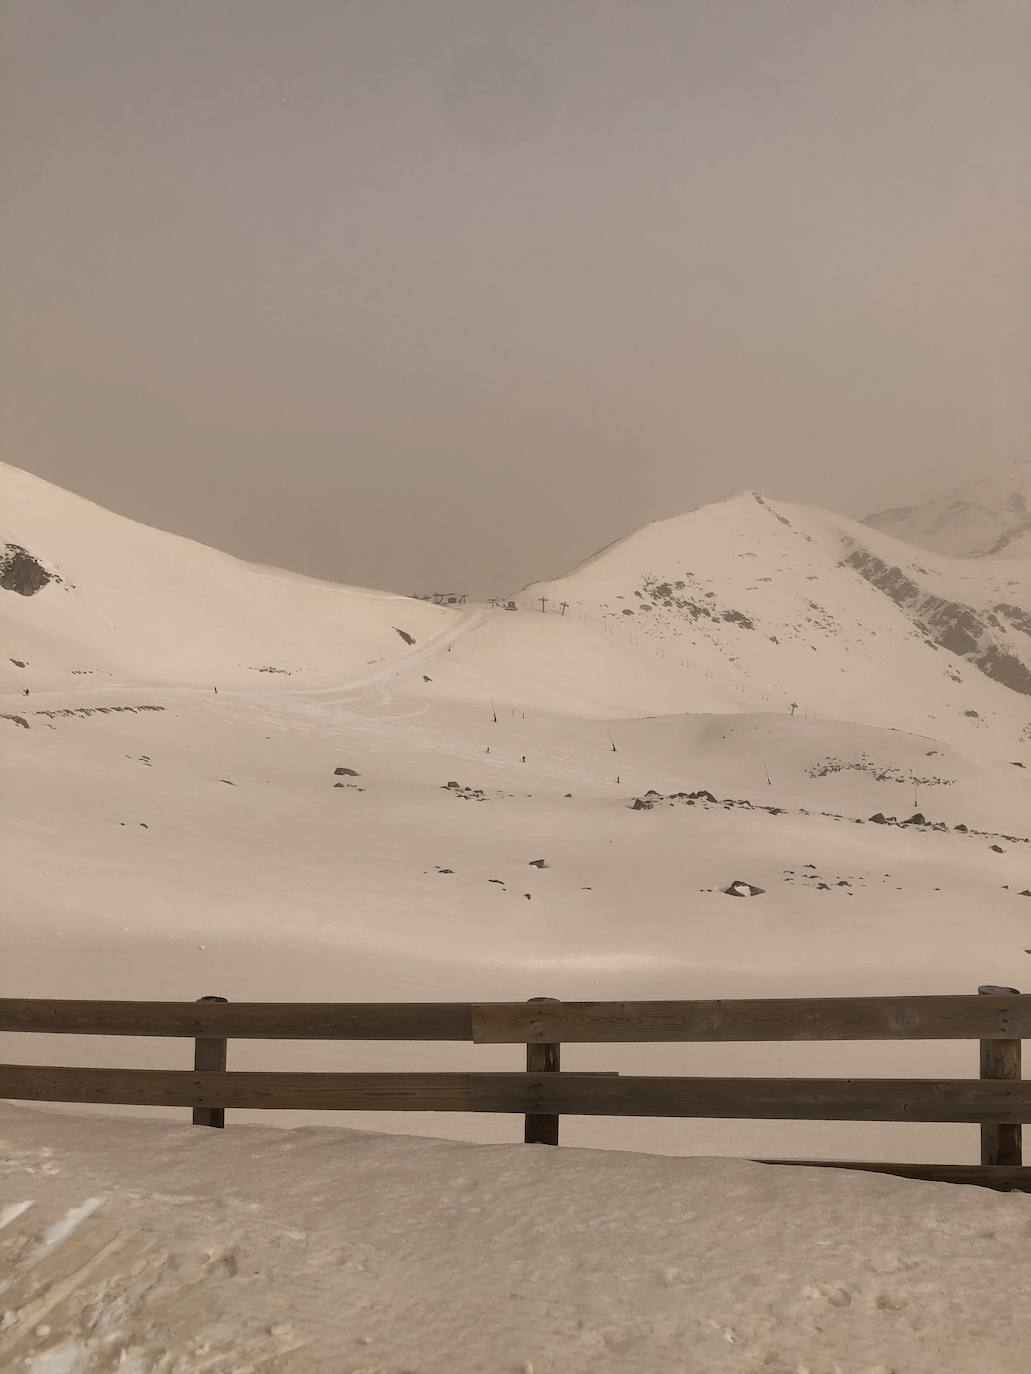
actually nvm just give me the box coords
[978,984,1021,1166]
[193,995,229,1129]
[524,996,560,1146]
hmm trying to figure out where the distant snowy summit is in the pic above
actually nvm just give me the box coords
[864,458,1031,558]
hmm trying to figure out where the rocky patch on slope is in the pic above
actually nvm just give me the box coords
[628,788,1029,848]
[807,755,954,787]
[33,704,166,721]
[0,543,59,595]
[843,544,1031,696]
[441,780,512,802]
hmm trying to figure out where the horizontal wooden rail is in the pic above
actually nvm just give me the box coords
[5,994,1030,1042]
[758,1160,1031,1191]
[0,1067,614,1112]
[472,995,1031,1043]
[0,1000,474,1040]
[6,1066,1031,1122]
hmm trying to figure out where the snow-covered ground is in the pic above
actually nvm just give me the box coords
[4,1101,1031,1374]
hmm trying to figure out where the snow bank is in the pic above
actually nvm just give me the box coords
[2,1103,1030,1373]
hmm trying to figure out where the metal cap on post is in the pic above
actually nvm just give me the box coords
[524,996,561,1146]
[193,995,229,1129]
[978,985,1022,1166]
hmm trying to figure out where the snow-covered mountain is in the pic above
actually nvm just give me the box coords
[6,465,1029,755]
[446,489,1029,757]
[864,457,1031,559]
[0,461,454,687]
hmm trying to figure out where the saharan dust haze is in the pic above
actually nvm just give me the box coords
[3,5,1031,1373]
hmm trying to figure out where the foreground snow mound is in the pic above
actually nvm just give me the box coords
[2,1105,1030,1374]
[0,462,453,687]
[865,457,1031,559]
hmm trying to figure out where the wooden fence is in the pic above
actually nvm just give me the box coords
[1,985,1029,1190]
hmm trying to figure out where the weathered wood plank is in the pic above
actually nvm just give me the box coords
[979,984,1022,1166]
[472,1075,1031,1121]
[0,1066,480,1110]
[471,995,1031,1043]
[7,994,1031,1043]
[0,1067,610,1112]
[0,1000,475,1040]
[192,995,228,1129]
[6,1067,1031,1121]
[757,1161,1031,1192]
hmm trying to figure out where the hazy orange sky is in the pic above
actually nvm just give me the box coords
[3,1,1029,595]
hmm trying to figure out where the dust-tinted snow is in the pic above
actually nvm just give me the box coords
[3,461,1031,1371]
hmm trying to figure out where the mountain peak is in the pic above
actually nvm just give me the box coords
[864,458,1031,558]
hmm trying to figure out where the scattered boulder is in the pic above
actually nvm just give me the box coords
[722,880,765,897]
[9,658,26,668]
[528,859,549,869]
[954,823,969,833]
[334,767,360,777]
[1020,890,1031,898]
[442,780,486,801]
[869,813,888,824]
[991,844,1005,854]
[394,627,416,646]
[902,812,927,826]
[1,713,29,729]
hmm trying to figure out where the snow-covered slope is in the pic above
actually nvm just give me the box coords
[865,457,1031,558]
[5,465,1029,754]
[509,490,1031,758]
[3,1101,1031,1374]
[0,462,454,688]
